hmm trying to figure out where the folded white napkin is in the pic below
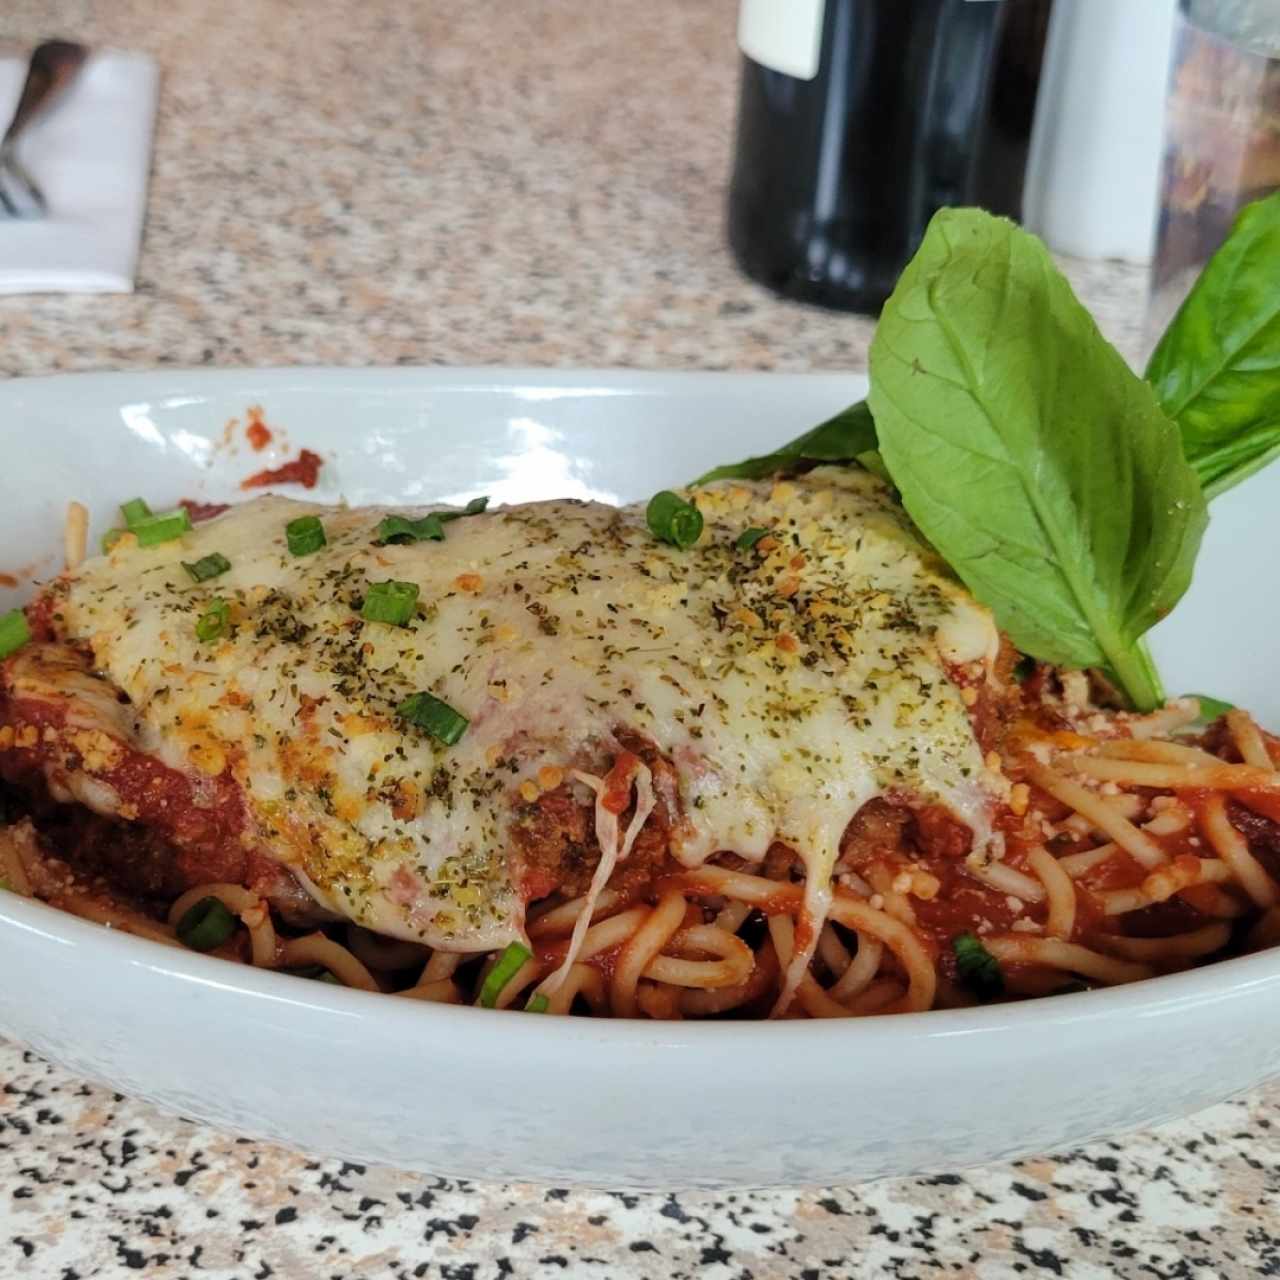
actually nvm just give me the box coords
[0,50,158,294]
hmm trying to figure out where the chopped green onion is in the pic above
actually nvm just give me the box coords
[175,897,237,951]
[646,490,703,550]
[376,513,446,545]
[375,499,489,545]
[120,497,152,527]
[525,993,550,1013]
[182,552,231,583]
[396,691,469,745]
[953,932,1004,999]
[286,514,326,556]
[735,526,769,551]
[438,496,490,522]
[196,598,230,643]
[479,942,532,1008]
[361,579,420,626]
[102,528,126,553]
[0,609,30,659]
[131,508,192,547]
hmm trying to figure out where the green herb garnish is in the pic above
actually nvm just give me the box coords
[696,198,1280,714]
[397,691,468,745]
[376,514,446,545]
[182,552,231,583]
[130,508,193,547]
[375,498,488,546]
[176,897,237,951]
[195,598,230,643]
[693,401,881,486]
[438,496,490,522]
[953,932,1004,999]
[120,497,152,526]
[0,609,30,659]
[286,515,326,556]
[361,580,420,627]
[646,491,703,549]
[867,209,1207,712]
[479,942,532,1008]
[734,526,769,551]
[1187,693,1235,728]
[1146,190,1280,500]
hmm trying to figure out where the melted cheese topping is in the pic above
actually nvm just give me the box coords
[50,468,1000,952]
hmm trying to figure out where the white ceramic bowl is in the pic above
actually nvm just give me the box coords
[1,367,1277,1189]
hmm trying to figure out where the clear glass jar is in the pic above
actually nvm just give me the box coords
[1147,0,1280,340]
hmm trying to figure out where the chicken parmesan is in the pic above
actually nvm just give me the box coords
[3,470,1280,1018]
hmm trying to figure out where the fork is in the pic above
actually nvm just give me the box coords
[0,39,89,218]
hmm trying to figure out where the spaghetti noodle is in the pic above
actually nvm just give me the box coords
[4,485,1280,1019]
[4,689,1279,1018]
[7,690,1273,1017]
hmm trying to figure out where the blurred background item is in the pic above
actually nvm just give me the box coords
[0,39,88,219]
[1148,0,1280,337]
[0,46,157,294]
[727,0,1054,315]
[1022,0,1178,263]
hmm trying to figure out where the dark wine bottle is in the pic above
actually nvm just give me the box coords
[728,0,1053,314]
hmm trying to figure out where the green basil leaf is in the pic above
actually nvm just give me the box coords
[1186,693,1235,727]
[868,208,1207,712]
[692,400,879,486]
[1146,191,1280,499]
[1188,419,1280,501]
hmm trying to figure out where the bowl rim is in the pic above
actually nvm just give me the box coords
[0,363,875,420]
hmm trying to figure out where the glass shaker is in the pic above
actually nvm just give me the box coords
[1148,0,1280,338]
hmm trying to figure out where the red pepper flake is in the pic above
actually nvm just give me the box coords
[245,406,273,452]
[601,750,642,815]
[241,448,324,491]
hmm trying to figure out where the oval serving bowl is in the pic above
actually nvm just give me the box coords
[0,366,1277,1189]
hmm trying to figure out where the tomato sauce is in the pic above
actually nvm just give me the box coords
[1,693,249,890]
[22,593,61,642]
[245,407,273,452]
[601,751,642,815]
[910,863,1025,957]
[1235,788,1280,826]
[241,449,324,491]
[179,499,232,524]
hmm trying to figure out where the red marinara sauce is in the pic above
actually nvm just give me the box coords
[245,407,273,452]
[600,751,643,815]
[0,694,248,885]
[179,499,232,524]
[241,449,324,491]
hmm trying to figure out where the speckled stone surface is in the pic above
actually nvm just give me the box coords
[2,2,1272,1277]
[2,0,1152,376]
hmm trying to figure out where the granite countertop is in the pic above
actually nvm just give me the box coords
[3,1,1276,1277]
